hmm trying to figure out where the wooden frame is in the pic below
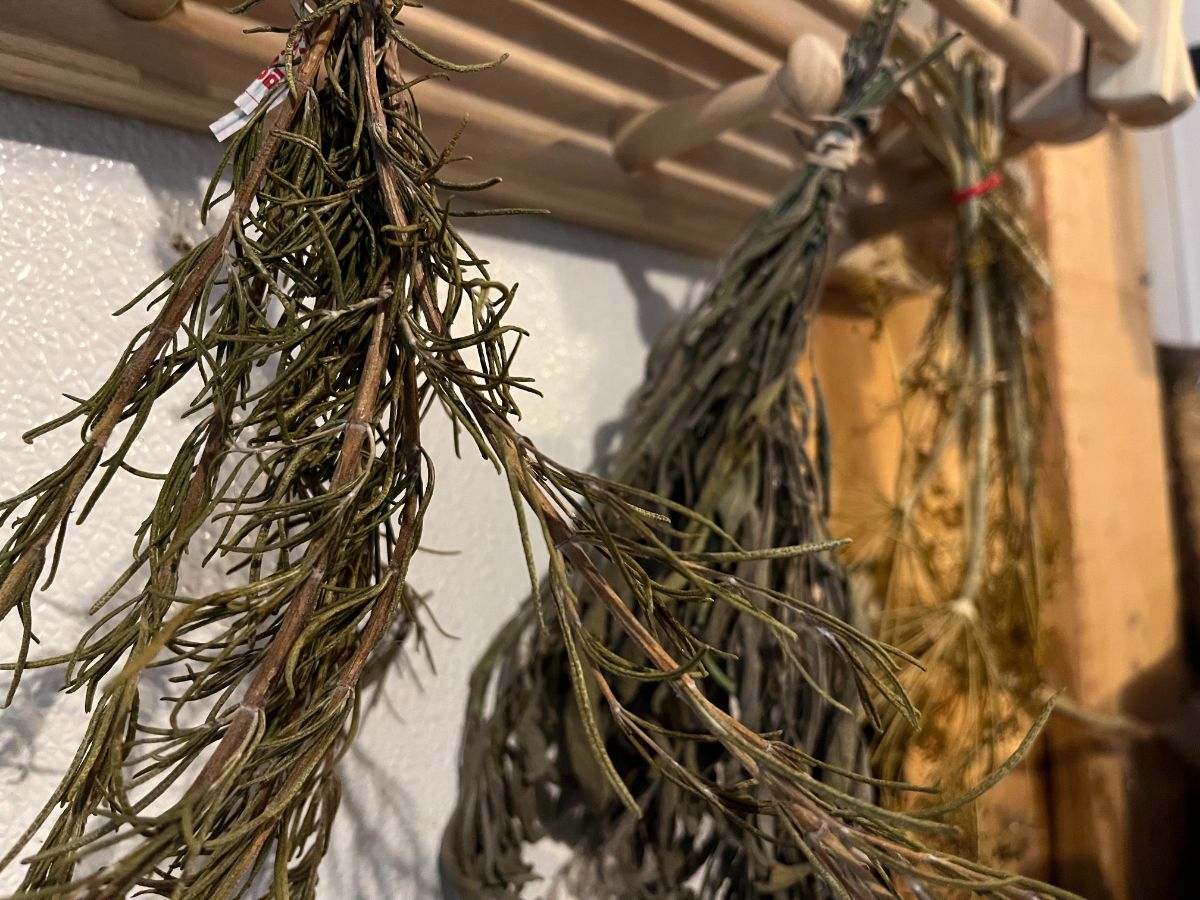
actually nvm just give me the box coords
[0,3,1185,896]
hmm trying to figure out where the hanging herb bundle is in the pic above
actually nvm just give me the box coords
[849,47,1052,854]
[0,3,1068,898]
[0,0,879,892]
[444,10,1069,899]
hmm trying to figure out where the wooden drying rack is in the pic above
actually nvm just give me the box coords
[0,1,1186,255]
[0,0,850,256]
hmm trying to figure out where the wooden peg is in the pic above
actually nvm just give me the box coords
[1051,0,1140,61]
[923,0,1059,82]
[1088,0,1196,127]
[612,33,843,172]
[1007,0,1108,143]
[110,0,181,18]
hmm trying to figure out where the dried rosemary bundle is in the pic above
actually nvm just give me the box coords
[444,10,1070,900]
[850,49,1052,853]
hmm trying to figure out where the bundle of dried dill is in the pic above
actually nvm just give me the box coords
[443,10,1070,900]
[848,48,1053,855]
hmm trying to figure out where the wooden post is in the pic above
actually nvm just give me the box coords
[813,127,1186,894]
[1032,127,1186,899]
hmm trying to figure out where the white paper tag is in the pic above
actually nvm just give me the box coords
[210,37,310,142]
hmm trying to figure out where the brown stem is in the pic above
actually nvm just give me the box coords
[185,287,396,799]
[335,357,424,695]
[197,347,425,896]
[148,8,407,813]
[189,9,430,788]
[92,22,333,450]
[88,279,411,898]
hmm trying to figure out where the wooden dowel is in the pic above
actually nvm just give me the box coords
[1051,0,1141,61]
[790,0,1059,84]
[110,0,181,19]
[622,0,782,72]
[1008,0,1108,144]
[924,0,1059,82]
[612,33,843,171]
[802,0,871,32]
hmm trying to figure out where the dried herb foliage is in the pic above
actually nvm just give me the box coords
[846,48,1052,852]
[443,12,1071,900]
[0,3,1067,898]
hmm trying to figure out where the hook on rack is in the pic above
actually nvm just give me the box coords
[611,33,843,172]
[1007,0,1108,143]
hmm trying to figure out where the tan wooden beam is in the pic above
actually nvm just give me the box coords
[1033,127,1186,899]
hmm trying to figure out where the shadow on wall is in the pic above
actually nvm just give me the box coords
[1108,346,1200,900]
[459,210,702,347]
[1120,653,1200,900]
[338,746,439,898]
[0,89,222,271]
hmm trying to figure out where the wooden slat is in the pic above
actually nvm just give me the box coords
[661,0,846,54]
[0,31,230,127]
[0,0,280,103]
[1,0,848,256]
[0,5,281,132]
[225,0,807,182]
[414,78,768,256]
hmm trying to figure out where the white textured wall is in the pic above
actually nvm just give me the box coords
[0,89,708,897]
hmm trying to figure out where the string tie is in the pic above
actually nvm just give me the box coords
[808,127,860,172]
[953,171,1004,205]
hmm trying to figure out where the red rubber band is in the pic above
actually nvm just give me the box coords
[953,171,1004,205]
